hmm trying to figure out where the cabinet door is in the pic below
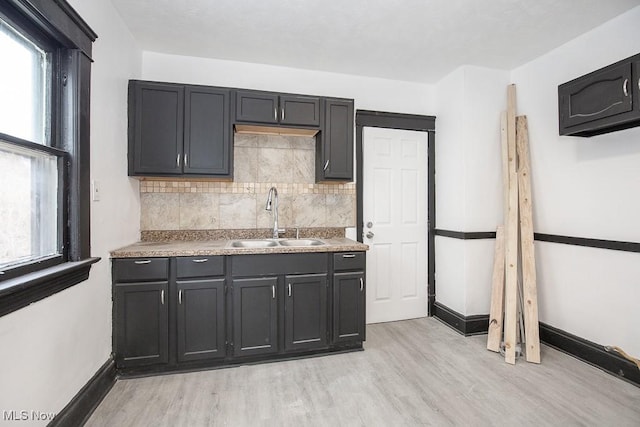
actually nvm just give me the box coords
[559,62,633,133]
[232,277,279,357]
[184,87,232,176]
[280,95,320,126]
[317,99,354,181]
[284,273,328,352]
[333,272,365,343]
[115,281,169,368]
[235,91,279,124]
[130,81,183,175]
[176,278,226,362]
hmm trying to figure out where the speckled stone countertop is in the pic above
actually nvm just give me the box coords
[111,237,368,258]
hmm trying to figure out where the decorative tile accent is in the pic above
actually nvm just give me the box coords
[139,134,355,231]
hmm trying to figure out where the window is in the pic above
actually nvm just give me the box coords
[0,0,97,317]
[0,15,62,275]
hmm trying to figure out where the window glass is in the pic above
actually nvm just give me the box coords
[0,17,50,145]
[0,141,58,269]
[0,16,58,272]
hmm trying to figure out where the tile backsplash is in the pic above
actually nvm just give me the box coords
[139,134,355,231]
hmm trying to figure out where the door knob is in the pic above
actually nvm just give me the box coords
[366,231,374,239]
[366,221,373,228]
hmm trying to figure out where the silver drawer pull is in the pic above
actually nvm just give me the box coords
[288,283,292,297]
[134,260,151,265]
[161,290,165,305]
[360,277,364,291]
[272,285,276,299]
[179,289,183,304]
[623,78,629,97]
[323,160,329,171]
[342,254,356,259]
[192,258,208,263]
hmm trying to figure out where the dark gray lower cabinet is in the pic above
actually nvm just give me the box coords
[284,273,328,352]
[115,281,169,368]
[176,278,226,362]
[333,272,365,343]
[232,277,279,357]
[113,252,365,373]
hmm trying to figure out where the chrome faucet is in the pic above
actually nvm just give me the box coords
[265,186,283,238]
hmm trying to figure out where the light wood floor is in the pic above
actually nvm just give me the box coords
[87,318,640,426]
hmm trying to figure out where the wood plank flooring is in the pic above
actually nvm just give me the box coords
[87,318,640,426]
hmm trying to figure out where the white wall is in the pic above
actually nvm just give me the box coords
[142,52,436,115]
[0,0,141,423]
[511,6,640,355]
[434,65,509,315]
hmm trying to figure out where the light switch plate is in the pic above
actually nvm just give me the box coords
[91,180,100,201]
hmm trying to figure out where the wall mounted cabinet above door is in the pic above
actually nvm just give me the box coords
[235,90,320,127]
[559,53,640,137]
[128,80,232,177]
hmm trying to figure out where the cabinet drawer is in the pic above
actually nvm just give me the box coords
[176,256,224,278]
[333,252,365,271]
[113,258,169,282]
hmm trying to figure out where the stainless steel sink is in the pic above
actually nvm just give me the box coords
[230,239,278,248]
[278,239,326,247]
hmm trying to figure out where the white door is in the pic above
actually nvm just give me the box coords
[363,127,428,324]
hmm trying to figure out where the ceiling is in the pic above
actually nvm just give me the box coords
[110,0,640,84]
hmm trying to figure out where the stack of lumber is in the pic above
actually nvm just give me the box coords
[487,84,540,365]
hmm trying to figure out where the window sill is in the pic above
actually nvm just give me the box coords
[0,257,100,317]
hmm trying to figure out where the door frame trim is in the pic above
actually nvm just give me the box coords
[355,110,436,315]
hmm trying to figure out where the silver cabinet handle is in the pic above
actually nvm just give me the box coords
[281,107,285,121]
[184,153,188,166]
[623,78,629,97]
[323,160,329,171]
[179,289,183,305]
[272,284,276,299]
[342,254,356,259]
[134,260,151,265]
[638,77,640,91]
[288,283,292,297]
[161,290,165,305]
[176,154,180,167]
[274,107,277,121]
[192,258,208,263]
[360,277,364,291]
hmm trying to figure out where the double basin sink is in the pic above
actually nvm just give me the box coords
[229,238,326,248]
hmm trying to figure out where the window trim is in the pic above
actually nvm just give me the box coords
[0,0,98,317]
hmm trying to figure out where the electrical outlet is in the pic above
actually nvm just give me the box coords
[91,180,100,201]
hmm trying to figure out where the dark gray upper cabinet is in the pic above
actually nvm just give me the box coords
[176,278,226,362]
[235,90,320,127]
[284,273,328,352]
[280,95,321,126]
[559,53,640,137]
[128,80,232,177]
[130,82,183,175]
[232,276,279,357]
[184,87,232,175]
[235,91,279,124]
[317,98,354,182]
